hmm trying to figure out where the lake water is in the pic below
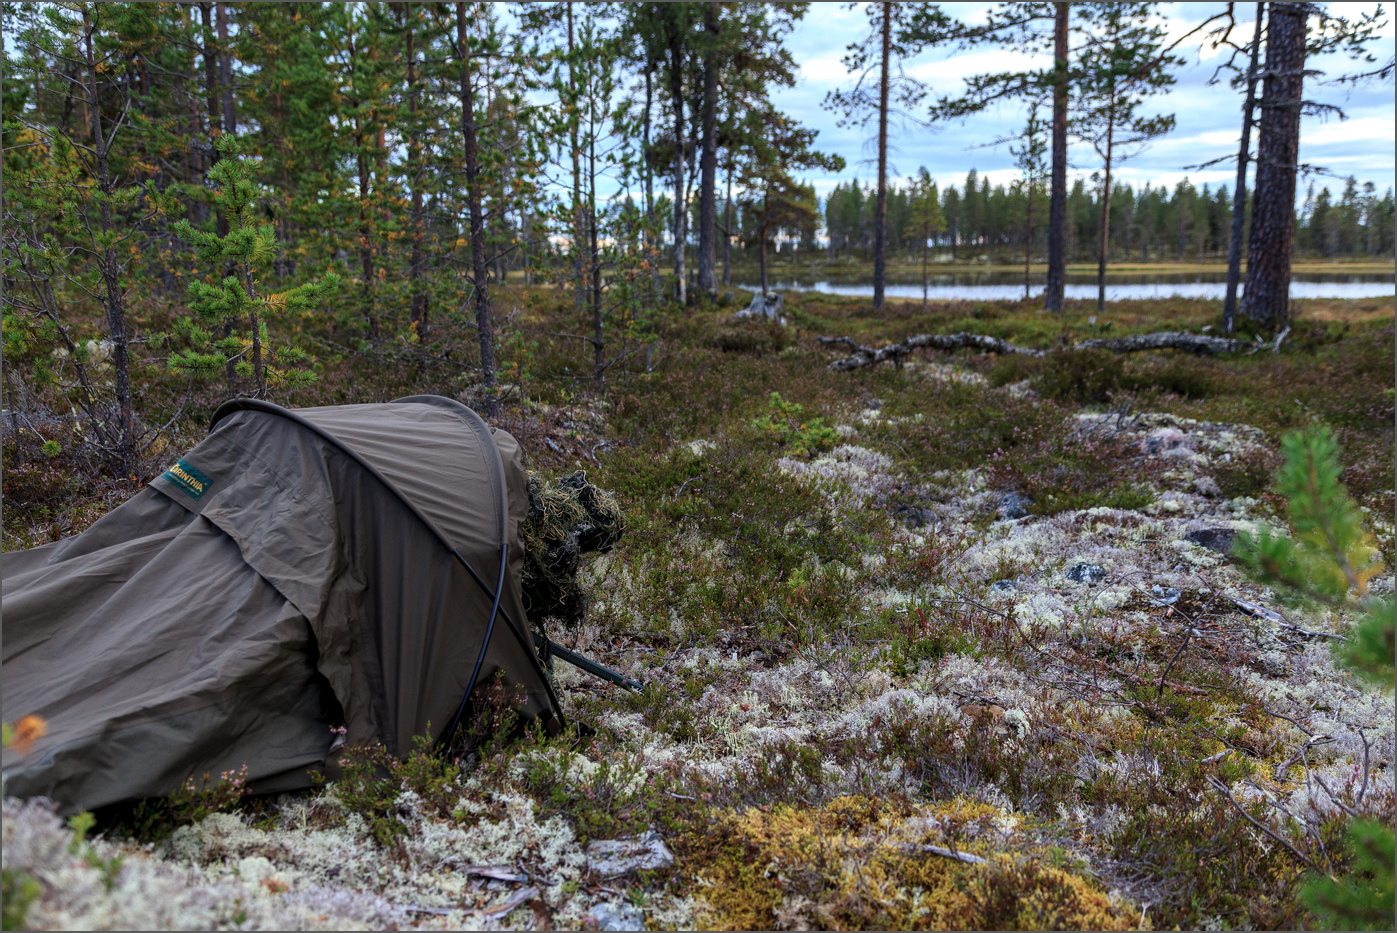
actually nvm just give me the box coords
[736,272,1394,302]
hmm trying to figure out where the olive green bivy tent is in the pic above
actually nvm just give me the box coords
[2,396,562,813]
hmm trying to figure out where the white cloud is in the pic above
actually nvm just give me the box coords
[1300,115,1397,145]
[799,57,853,85]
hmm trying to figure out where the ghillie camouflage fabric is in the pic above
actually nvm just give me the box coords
[521,471,624,629]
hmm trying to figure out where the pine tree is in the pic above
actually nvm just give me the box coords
[170,136,340,400]
[1234,426,1393,931]
[907,168,945,309]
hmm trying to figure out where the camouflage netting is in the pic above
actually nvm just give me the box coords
[521,471,624,629]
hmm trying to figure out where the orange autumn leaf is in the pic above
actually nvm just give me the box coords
[7,715,48,755]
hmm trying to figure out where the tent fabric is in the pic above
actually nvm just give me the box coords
[2,396,560,814]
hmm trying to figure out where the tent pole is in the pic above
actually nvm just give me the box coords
[532,633,645,692]
[442,541,509,748]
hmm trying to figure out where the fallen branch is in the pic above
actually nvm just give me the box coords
[1206,775,1324,873]
[819,333,1041,370]
[1075,332,1252,355]
[899,843,989,865]
[818,330,1254,370]
[1231,596,1349,641]
[481,886,540,917]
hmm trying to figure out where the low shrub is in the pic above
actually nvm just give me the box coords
[987,352,1045,387]
[710,320,792,356]
[984,423,1155,516]
[1033,349,1124,404]
[1212,444,1282,501]
[1123,355,1222,399]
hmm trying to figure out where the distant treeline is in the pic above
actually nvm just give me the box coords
[806,172,1396,265]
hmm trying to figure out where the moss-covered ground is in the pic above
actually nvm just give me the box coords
[3,289,1393,930]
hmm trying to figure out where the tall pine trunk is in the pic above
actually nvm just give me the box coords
[406,11,428,347]
[759,195,770,297]
[697,2,719,299]
[357,140,377,340]
[586,109,603,391]
[216,3,236,136]
[872,1,891,312]
[669,37,686,304]
[922,221,930,310]
[1243,2,1306,331]
[722,161,734,286]
[82,5,136,475]
[590,103,604,391]
[1096,85,1115,316]
[457,2,497,414]
[1024,186,1033,300]
[643,65,659,301]
[1224,3,1265,334]
[568,6,584,315]
[1044,2,1069,313]
[210,2,238,388]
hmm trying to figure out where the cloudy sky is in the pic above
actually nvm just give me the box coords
[770,1,1396,201]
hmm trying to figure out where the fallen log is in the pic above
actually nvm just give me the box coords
[1075,332,1252,355]
[818,333,1043,370]
[819,330,1257,370]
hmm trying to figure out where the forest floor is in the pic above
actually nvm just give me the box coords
[3,290,1394,930]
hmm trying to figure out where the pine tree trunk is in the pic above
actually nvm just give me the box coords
[357,143,378,340]
[407,12,428,347]
[759,196,770,297]
[216,3,236,136]
[457,2,497,414]
[211,3,239,389]
[643,66,659,302]
[873,0,891,312]
[567,6,584,315]
[697,2,719,298]
[669,37,686,305]
[1024,187,1033,300]
[722,161,734,286]
[1224,3,1265,334]
[1045,2,1069,313]
[922,222,930,310]
[200,4,221,229]
[590,100,604,391]
[1243,1,1306,331]
[82,5,136,475]
[1096,89,1115,316]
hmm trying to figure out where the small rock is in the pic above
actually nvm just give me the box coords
[590,901,647,931]
[995,493,1032,521]
[1194,475,1222,498]
[989,579,1017,594]
[890,502,937,529]
[1186,528,1236,553]
[585,829,675,878]
[1065,562,1107,586]
[1150,584,1181,606]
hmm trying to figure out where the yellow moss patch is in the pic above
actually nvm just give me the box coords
[675,796,1142,931]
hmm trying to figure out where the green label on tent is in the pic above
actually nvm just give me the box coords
[163,459,212,500]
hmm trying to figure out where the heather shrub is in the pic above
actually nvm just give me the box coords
[1033,348,1124,404]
